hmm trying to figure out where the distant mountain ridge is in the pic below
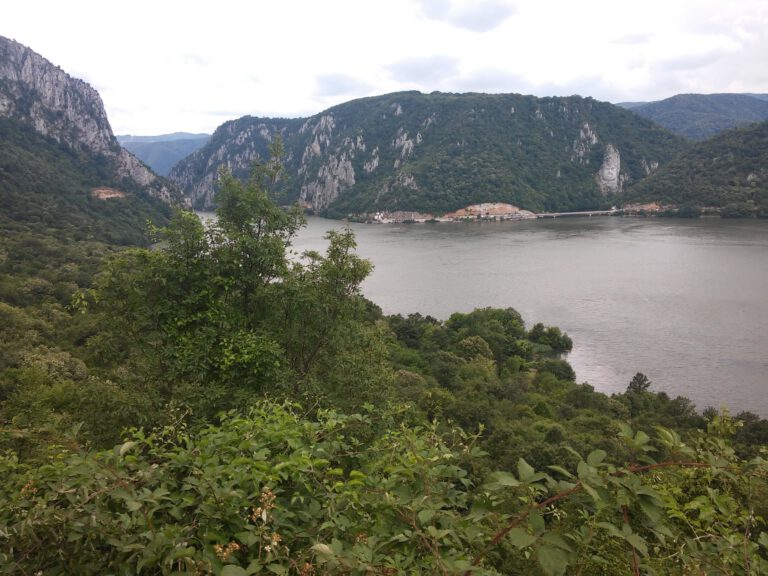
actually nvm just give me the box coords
[0,35,181,204]
[618,93,768,140]
[117,132,210,144]
[170,91,687,215]
[117,133,210,176]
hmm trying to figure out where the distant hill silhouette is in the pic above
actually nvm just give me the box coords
[117,134,210,176]
[618,93,768,140]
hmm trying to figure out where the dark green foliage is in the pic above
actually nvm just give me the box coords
[623,120,768,213]
[172,92,687,214]
[627,372,651,394]
[527,322,573,353]
[4,123,768,574]
[0,116,171,246]
[628,93,768,140]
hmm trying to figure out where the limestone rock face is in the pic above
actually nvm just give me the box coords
[0,36,180,203]
[299,152,356,210]
[170,91,686,214]
[596,144,622,194]
[571,122,598,164]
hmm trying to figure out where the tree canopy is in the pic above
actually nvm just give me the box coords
[3,152,768,574]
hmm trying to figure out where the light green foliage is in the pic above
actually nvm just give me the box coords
[1,403,767,575]
[88,165,380,417]
[279,229,373,377]
[4,103,768,575]
[0,403,493,574]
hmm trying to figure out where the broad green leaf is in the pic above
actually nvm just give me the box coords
[507,527,537,549]
[637,497,664,524]
[487,471,519,488]
[542,532,573,552]
[547,465,573,478]
[426,525,450,540]
[418,509,436,525]
[537,543,569,576]
[618,422,634,439]
[581,482,599,502]
[624,533,648,556]
[311,543,334,560]
[529,511,546,534]
[518,458,535,482]
[586,449,607,467]
[597,521,623,539]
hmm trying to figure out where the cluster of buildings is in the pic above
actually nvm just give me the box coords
[367,203,537,223]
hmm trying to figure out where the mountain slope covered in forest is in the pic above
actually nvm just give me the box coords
[623,120,768,214]
[624,93,768,140]
[170,91,687,215]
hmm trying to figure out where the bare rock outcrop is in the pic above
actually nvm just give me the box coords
[0,36,180,203]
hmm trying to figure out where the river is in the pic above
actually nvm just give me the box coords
[288,215,768,416]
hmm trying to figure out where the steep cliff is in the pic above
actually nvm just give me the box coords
[0,36,181,204]
[170,92,687,214]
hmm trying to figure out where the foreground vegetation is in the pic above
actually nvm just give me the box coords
[2,160,768,574]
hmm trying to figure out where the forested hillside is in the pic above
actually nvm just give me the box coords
[624,93,768,140]
[623,120,768,215]
[3,164,768,574]
[0,116,172,311]
[3,34,768,576]
[170,92,687,216]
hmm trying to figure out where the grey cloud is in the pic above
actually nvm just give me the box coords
[314,73,372,97]
[387,55,460,84]
[643,36,768,98]
[415,0,516,32]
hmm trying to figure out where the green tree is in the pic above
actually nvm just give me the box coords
[88,163,378,416]
[627,372,651,394]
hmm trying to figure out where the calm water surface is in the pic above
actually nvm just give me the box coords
[291,216,768,416]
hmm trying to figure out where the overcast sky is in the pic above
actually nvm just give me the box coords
[5,0,768,135]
